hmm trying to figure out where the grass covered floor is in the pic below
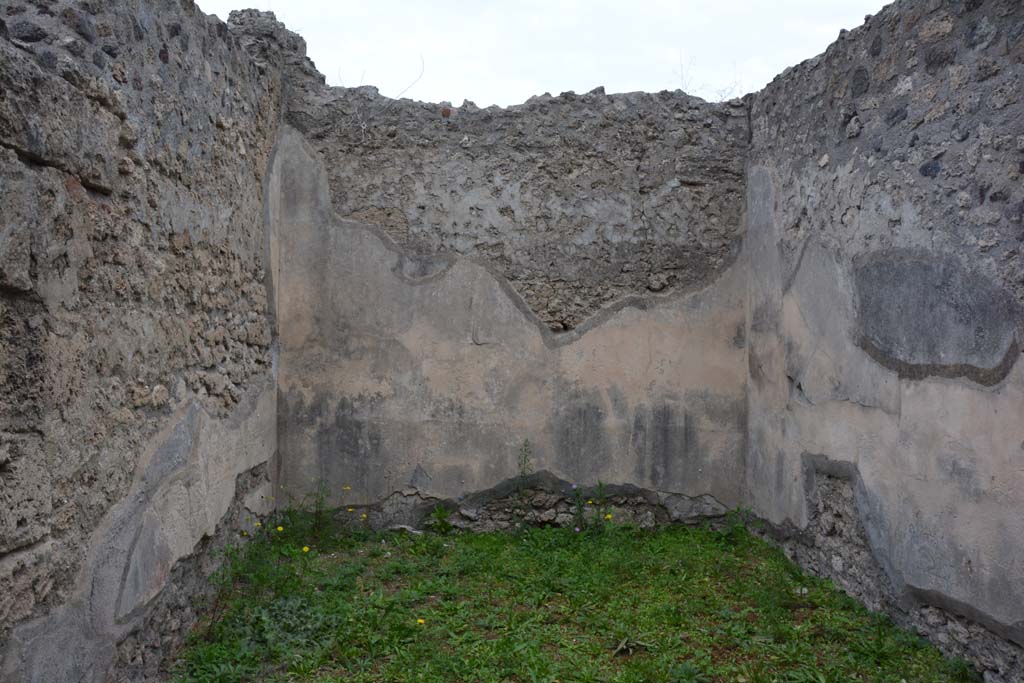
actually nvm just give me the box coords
[175,511,979,683]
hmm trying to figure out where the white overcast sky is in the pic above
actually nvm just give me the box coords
[198,1,886,106]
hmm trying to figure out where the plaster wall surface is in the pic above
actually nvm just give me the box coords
[745,0,1024,668]
[271,126,749,512]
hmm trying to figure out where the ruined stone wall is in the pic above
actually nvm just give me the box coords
[745,0,1024,679]
[270,123,749,515]
[271,58,752,514]
[288,87,748,331]
[3,0,1024,681]
[0,3,314,680]
[761,467,1024,681]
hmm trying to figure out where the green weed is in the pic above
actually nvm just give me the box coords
[174,515,980,683]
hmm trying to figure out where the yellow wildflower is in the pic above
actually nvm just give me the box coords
[360,513,368,520]
[416,618,425,625]
[586,500,593,505]
[276,525,284,532]
[604,513,613,521]
[302,546,310,553]
[254,521,262,527]
[343,485,352,491]
[347,507,354,512]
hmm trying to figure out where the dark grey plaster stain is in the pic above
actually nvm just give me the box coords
[279,391,383,499]
[938,454,985,501]
[748,346,767,387]
[139,405,200,493]
[392,251,455,282]
[316,397,381,496]
[750,301,779,334]
[628,402,733,492]
[552,399,609,481]
[651,404,684,485]
[855,250,1021,385]
[605,385,630,421]
[732,322,747,349]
